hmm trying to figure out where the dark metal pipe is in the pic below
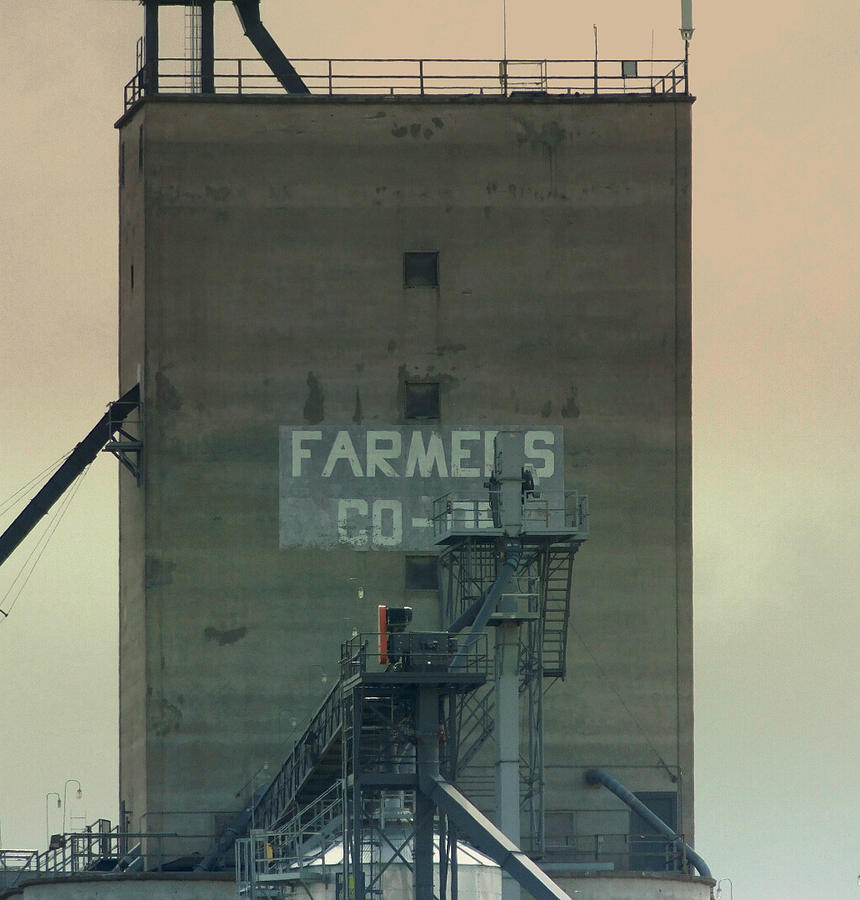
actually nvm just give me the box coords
[0,384,140,572]
[424,774,571,900]
[200,0,215,94]
[143,1,159,94]
[195,784,267,872]
[449,540,521,666]
[585,768,712,879]
[232,0,310,94]
[447,593,485,635]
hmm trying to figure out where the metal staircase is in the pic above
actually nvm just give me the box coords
[253,680,344,831]
[236,782,344,897]
[540,541,577,679]
[247,541,582,863]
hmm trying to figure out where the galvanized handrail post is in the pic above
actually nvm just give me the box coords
[328,59,333,95]
[419,59,425,95]
[237,58,243,95]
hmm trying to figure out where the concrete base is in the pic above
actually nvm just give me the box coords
[546,871,714,900]
[0,872,234,900]
[3,870,713,900]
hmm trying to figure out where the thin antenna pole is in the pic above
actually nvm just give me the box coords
[650,28,655,90]
[501,0,508,97]
[503,0,507,61]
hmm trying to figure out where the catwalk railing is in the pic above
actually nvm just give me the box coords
[0,823,216,887]
[236,782,344,896]
[432,489,589,541]
[544,830,693,873]
[125,57,688,109]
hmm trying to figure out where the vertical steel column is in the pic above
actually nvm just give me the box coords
[351,687,365,900]
[200,0,215,94]
[144,1,159,95]
[415,687,440,900]
[495,621,521,900]
[446,688,459,900]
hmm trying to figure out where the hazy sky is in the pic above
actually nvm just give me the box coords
[1,1,857,897]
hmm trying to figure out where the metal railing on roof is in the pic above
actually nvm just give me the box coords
[542,830,691,873]
[124,56,688,110]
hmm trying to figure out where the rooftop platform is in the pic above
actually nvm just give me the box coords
[432,489,590,545]
[124,56,689,111]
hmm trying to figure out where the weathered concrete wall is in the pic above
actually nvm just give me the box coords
[5,871,712,900]
[546,872,712,900]
[117,93,693,855]
[118,115,148,835]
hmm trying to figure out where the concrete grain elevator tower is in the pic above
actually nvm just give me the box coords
[114,1,701,896]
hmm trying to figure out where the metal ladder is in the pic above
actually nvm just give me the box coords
[541,542,576,679]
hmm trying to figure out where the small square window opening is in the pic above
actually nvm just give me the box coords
[405,382,440,419]
[404,251,439,287]
[405,556,438,591]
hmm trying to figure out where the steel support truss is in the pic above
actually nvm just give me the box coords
[437,536,583,856]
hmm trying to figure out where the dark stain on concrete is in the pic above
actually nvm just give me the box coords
[391,124,408,138]
[204,625,248,646]
[515,118,567,152]
[145,555,176,588]
[436,371,461,391]
[353,388,363,424]
[561,385,580,419]
[387,340,397,353]
[205,184,231,202]
[424,128,434,140]
[196,424,275,463]
[541,400,552,418]
[151,694,182,736]
[437,343,466,354]
[370,111,387,118]
[432,117,444,129]
[155,370,182,411]
[303,372,324,423]
[410,123,422,138]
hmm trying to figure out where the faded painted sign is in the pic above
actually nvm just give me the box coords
[279,426,563,550]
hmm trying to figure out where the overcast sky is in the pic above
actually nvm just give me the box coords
[1,1,858,897]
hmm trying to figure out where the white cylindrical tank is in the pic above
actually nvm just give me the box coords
[284,834,501,900]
